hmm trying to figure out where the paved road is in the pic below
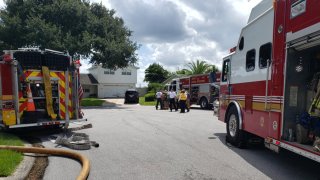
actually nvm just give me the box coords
[42,104,320,180]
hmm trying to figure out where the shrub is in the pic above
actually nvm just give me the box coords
[148,83,164,92]
[139,97,156,106]
[144,92,155,102]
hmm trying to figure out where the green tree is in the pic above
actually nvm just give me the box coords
[0,0,138,69]
[206,64,220,73]
[175,69,189,75]
[147,82,164,92]
[144,63,169,83]
[184,59,211,75]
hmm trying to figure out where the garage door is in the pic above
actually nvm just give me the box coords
[102,85,130,98]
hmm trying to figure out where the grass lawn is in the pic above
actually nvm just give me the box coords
[0,132,24,177]
[81,98,105,106]
[139,97,156,106]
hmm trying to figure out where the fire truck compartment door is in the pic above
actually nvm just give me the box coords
[287,31,320,51]
[3,109,16,125]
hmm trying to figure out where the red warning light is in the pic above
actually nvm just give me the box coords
[3,54,12,62]
[229,46,236,53]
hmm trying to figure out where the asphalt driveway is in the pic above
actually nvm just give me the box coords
[40,103,320,180]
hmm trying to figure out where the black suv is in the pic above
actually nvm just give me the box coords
[124,89,139,104]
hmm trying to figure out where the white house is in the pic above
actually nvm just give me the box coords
[87,65,138,98]
[80,74,99,98]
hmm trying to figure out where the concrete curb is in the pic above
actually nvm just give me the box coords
[0,144,35,180]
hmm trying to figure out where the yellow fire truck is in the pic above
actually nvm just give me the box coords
[0,48,86,129]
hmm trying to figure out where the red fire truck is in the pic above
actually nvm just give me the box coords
[0,48,86,129]
[219,0,320,162]
[166,72,220,109]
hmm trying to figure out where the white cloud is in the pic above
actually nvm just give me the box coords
[0,1,4,8]
[0,0,263,87]
[103,0,263,87]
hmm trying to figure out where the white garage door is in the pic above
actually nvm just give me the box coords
[102,85,130,98]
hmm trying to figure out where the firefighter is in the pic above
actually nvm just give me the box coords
[155,90,163,110]
[168,89,178,112]
[161,90,169,110]
[178,89,187,113]
[186,90,190,112]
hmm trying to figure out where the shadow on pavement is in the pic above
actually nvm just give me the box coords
[189,106,214,112]
[212,133,320,179]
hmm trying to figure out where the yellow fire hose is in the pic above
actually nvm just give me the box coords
[0,145,90,180]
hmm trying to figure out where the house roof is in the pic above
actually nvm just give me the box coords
[88,64,139,71]
[80,74,99,85]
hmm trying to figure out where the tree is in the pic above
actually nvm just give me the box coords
[206,64,220,73]
[175,69,189,75]
[176,60,220,75]
[147,82,164,92]
[184,59,211,75]
[0,0,138,69]
[144,63,169,83]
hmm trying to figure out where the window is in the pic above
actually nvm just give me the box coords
[239,37,244,50]
[121,69,131,75]
[104,69,115,75]
[246,49,256,72]
[259,43,272,69]
[84,89,90,93]
[222,59,230,82]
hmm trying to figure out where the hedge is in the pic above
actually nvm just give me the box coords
[144,93,155,102]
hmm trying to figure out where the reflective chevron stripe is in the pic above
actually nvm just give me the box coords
[21,70,73,120]
[18,92,27,118]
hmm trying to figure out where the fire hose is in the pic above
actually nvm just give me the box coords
[0,145,90,180]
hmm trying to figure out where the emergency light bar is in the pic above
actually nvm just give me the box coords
[3,54,12,62]
[229,46,236,53]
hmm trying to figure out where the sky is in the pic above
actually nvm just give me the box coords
[0,0,263,87]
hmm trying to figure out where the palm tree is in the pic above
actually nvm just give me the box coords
[184,59,211,75]
[175,69,189,75]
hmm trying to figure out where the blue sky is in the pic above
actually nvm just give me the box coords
[0,0,263,87]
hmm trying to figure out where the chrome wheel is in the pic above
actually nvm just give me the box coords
[228,114,237,137]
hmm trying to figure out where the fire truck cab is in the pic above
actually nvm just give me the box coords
[0,48,86,129]
[219,0,320,162]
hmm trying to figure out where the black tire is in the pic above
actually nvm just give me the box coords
[200,98,208,109]
[52,124,63,129]
[0,125,9,132]
[226,106,247,148]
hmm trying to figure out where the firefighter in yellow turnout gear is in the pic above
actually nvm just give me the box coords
[178,89,187,113]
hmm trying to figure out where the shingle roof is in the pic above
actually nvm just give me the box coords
[80,74,98,85]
